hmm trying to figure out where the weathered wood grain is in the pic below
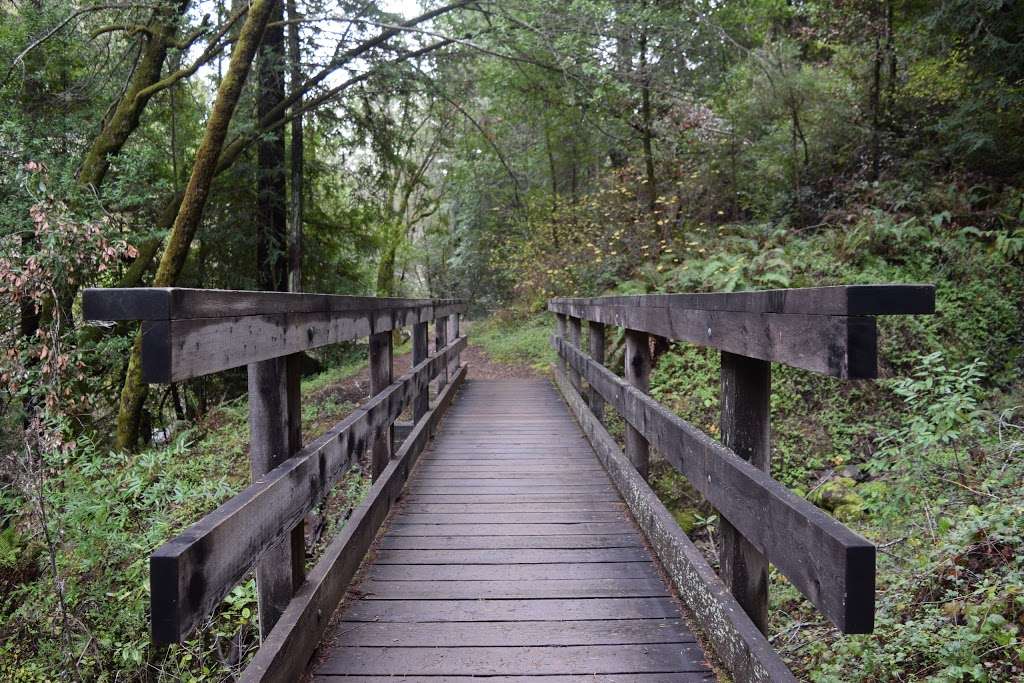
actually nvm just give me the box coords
[238,364,466,682]
[718,351,771,634]
[322,619,693,647]
[83,289,465,382]
[373,547,650,564]
[83,287,464,320]
[340,597,682,622]
[365,562,656,580]
[549,302,878,378]
[376,533,643,550]
[554,366,795,683]
[411,321,429,422]
[316,644,709,676]
[313,675,714,683]
[624,328,651,479]
[554,336,875,634]
[549,284,934,316]
[368,331,392,481]
[247,354,304,638]
[588,320,606,421]
[149,337,465,644]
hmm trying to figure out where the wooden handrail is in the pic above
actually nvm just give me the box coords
[83,287,467,661]
[548,284,934,683]
[83,287,466,382]
[549,284,934,378]
[151,336,466,643]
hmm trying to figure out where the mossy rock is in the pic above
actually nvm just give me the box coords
[809,476,865,520]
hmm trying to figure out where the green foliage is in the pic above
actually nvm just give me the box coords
[471,314,556,371]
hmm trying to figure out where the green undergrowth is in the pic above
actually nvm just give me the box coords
[470,313,557,372]
[0,352,376,682]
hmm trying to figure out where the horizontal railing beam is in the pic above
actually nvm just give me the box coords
[82,288,466,383]
[550,284,934,316]
[552,336,874,633]
[150,335,467,644]
[550,303,877,378]
[83,287,463,320]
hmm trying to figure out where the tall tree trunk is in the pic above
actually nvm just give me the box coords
[869,27,882,181]
[79,2,190,190]
[257,0,287,291]
[115,0,279,451]
[638,30,657,218]
[287,0,303,293]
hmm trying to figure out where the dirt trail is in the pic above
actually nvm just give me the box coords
[307,338,542,420]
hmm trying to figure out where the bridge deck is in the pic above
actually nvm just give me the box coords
[312,379,715,681]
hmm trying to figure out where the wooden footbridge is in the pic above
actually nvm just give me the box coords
[84,283,934,682]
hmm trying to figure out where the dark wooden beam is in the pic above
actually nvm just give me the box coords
[553,336,875,634]
[412,321,429,423]
[549,302,878,378]
[587,321,605,422]
[624,329,651,480]
[719,352,770,634]
[83,286,464,320]
[82,289,466,383]
[369,331,393,481]
[549,284,934,316]
[247,354,305,638]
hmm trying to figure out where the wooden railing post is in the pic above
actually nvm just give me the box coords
[567,316,582,392]
[555,313,567,374]
[448,311,461,377]
[369,330,393,480]
[412,321,429,423]
[719,351,771,634]
[588,321,605,422]
[247,354,304,639]
[624,329,651,479]
[435,315,448,390]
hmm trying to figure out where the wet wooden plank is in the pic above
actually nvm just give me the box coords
[377,534,645,550]
[314,675,715,683]
[373,547,651,564]
[341,597,683,622]
[324,619,693,647]
[366,562,656,580]
[392,512,626,524]
[317,644,709,676]
[385,522,637,536]
[549,284,935,315]
[398,502,623,513]
[358,577,668,599]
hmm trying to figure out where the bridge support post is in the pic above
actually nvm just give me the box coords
[624,329,651,480]
[555,314,567,374]
[588,321,605,422]
[435,314,448,391]
[719,351,771,634]
[369,330,393,481]
[448,312,461,377]
[567,316,583,393]
[412,321,429,423]
[247,354,304,640]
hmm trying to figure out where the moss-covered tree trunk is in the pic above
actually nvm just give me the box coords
[78,3,190,190]
[115,0,279,450]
